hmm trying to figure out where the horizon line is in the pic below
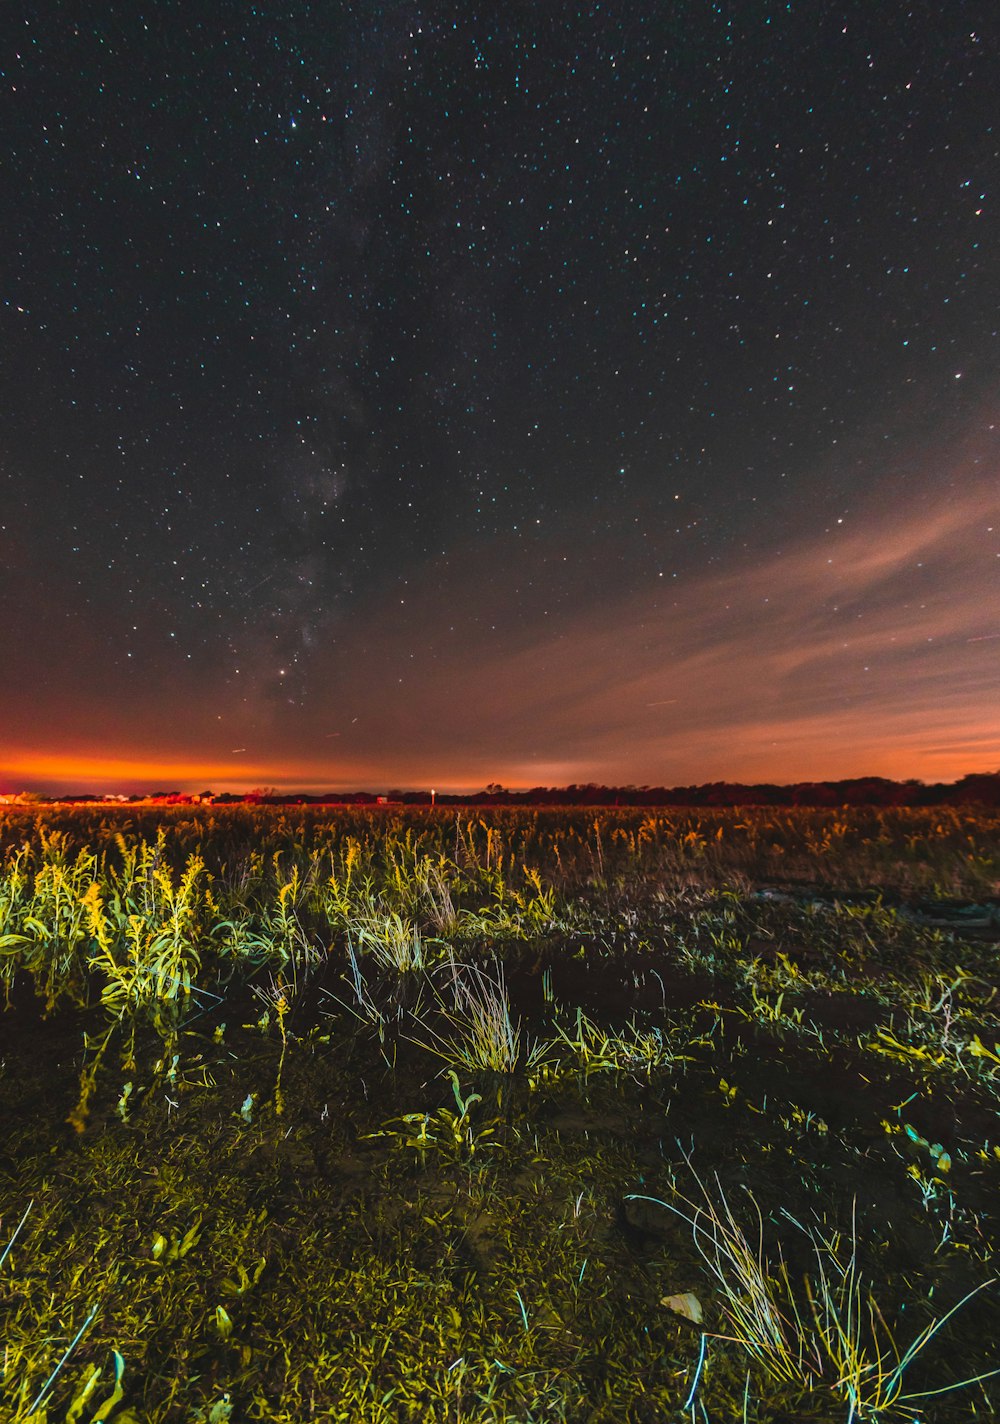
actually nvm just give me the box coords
[2,766,998,805]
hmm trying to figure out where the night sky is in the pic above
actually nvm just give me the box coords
[2,3,997,794]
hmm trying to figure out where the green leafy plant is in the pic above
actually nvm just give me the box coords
[365,1071,495,1161]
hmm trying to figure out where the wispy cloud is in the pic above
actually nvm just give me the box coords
[4,428,996,792]
[305,466,998,786]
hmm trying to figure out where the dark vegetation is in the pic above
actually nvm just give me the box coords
[19,769,1000,807]
[1,804,999,1421]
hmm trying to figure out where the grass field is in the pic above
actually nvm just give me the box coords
[1,804,999,1422]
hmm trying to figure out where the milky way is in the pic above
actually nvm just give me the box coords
[1,4,997,792]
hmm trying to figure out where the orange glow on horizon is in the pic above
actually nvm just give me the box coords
[0,748,590,797]
[2,736,997,798]
[0,751,282,795]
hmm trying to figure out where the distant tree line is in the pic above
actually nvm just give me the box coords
[377,773,1000,808]
[54,771,996,808]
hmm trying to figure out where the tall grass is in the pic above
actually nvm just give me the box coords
[628,1157,1000,1419]
[0,803,995,1039]
[410,958,546,1074]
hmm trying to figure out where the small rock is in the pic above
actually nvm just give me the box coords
[662,1291,703,1324]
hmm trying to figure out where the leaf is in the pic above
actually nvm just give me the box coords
[968,1035,1000,1066]
[177,1219,202,1258]
[661,1291,704,1324]
[207,1394,233,1424]
[64,1364,101,1423]
[91,1350,126,1422]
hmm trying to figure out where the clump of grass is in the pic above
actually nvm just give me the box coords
[628,1154,1000,1420]
[352,901,434,972]
[550,1008,680,1079]
[417,859,462,937]
[409,958,548,1075]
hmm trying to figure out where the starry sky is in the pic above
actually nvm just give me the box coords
[1,3,997,794]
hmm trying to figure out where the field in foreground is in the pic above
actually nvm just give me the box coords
[1,804,999,1423]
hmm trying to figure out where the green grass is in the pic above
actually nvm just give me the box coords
[629,1161,1000,1420]
[0,803,998,1420]
[408,958,543,1074]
